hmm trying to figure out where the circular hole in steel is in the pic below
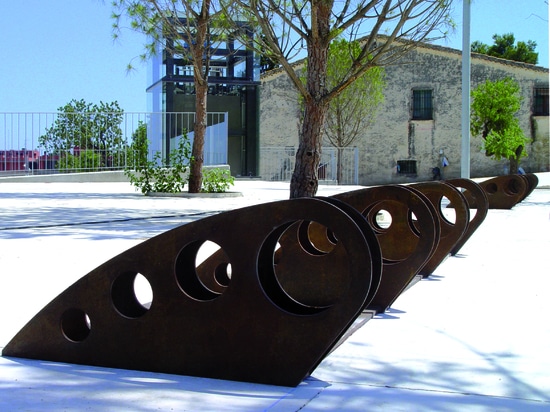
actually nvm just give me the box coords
[175,240,230,300]
[374,209,392,229]
[258,221,344,313]
[112,272,152,318]
[505,179,521,195]
[61,308,91,342]
[408,211,421,236]
[133,273,153,309]
[485,182,498,194]
[298,221,337,254]
[440,196,456,224]
[214,263,232,287]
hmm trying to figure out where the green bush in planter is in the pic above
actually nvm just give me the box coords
[201,168,235,193]
[125,135,192,194]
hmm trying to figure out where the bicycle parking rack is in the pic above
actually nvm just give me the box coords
[332,185,439,313]
[4,178,506,387]
[445,178,489,256]
[519,173,539,202]
[410,182,470,277]
[3,198,382,387]
[469,175,527,209]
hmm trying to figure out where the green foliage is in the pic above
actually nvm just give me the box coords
[470,78,529,170]
[39,99,125,170]
[201,168,235,193]
[111,1,228,72]
[127,121,149,169]
[471,78,522,139]
[483,124,527,162]
[57,150,102,172]
[112,0,230,193]
[125,134,193,194]
[324,39,386,148]
[471,33,538,64]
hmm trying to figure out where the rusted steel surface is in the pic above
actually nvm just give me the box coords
[519,173,539,202]
[333,185,439,313]
[3,198,381,387]
[445,178,489,256]
[470,175,528,209]
[273,197,383,313]
[410,182,469,277]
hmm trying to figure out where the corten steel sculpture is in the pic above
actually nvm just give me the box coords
[469,175,528,209]
[332,185,440,313]
[3,198,382,387]
[269,198,383,311]
[445,178,489,256]
[519,173,539,202]
[410,182,469,277]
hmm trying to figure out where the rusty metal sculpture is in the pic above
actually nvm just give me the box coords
[445,178,489,256]
[519,173,539,202]
[270,198,383,311]
[3,177,495,386]
[3,198,382,387]
[332,185,440,313]
[410,182,469,277]
[470,175,528,209]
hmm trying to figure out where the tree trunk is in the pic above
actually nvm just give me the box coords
[187,8,210,194]
[337,147,343,184]
[289,1,332,198]
[290,100,326,198]
[509,157,518,175]
[508,145,523,174]
[188,80,208,193]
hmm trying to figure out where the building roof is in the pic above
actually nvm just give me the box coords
[261,37,549,81]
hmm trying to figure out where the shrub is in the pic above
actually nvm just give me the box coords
[125,135,192,194]
[57,150,102,172]
[201,168,235,193]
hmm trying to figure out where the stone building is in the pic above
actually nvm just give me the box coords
[259,42,549,185]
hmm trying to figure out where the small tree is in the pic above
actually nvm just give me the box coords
[230,0,454,198]
[470,78,529,174]
[125,134,193,194]
[39,99,125,170]
[127,121,149,169]
[471,33,538,65]
[112,0,226,193]
[323,39,385,183]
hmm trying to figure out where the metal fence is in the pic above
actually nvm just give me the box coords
[260,146,359,185]
[0,112,228,177]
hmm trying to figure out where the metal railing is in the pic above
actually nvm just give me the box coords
[260,146,359,185]
[0,112,228,177]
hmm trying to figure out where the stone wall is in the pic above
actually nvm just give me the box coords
[260,43,549,185]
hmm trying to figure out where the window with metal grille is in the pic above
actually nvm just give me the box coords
[412,89,433,120]
[534,87,549,116]
[397,160,417,174]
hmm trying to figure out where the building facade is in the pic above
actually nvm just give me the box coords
[259,43,549,186]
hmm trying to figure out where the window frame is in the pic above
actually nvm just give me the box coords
[533,87,549,116]
[411,89,434,120]
[397,160,417,175]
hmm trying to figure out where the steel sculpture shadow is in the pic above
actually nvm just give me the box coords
[3,198,381,387]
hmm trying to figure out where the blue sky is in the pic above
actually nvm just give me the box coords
[0,0,548,114]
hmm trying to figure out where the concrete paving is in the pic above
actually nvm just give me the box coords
[0,175,549,411]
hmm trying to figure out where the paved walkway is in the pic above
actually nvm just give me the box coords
[0,175,549,411]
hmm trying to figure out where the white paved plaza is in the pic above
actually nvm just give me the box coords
[1,175,549,411]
